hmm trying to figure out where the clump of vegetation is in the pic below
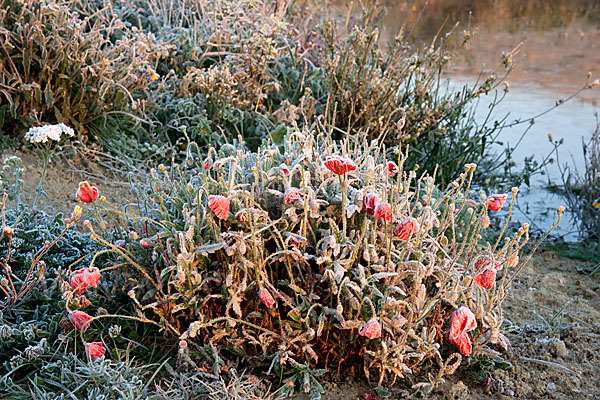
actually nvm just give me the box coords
[0,0,170,141]
[0,0,530,185]
[76,125,561,397]
[558,117,600,243]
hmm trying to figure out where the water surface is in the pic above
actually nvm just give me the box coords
[331,0,600,239]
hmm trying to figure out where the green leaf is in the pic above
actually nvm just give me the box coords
[374,386,392,397]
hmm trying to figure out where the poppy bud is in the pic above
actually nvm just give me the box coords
[359,318,381,339]
[258,289,275,308]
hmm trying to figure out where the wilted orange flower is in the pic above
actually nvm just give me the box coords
[359,318,381,339]
[86,342,106,360]
[487,194,507,211]
[362,192,380,216]
[374,202,392,221]
[76,181,99,203]
[68,310,93,333]
[284,188,301,204]
[324,155,357,175]
[258,289,275,308]
[394,217,420,240]
[473,268,496,289]
[69,267,101,294]
[386,161,398,176]
[208,195,230,219]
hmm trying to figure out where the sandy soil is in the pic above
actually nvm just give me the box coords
[2,149,135,217]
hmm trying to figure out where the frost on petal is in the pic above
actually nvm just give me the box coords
[359,318,381,339]
[447,332,473,356]
[374,202,392,221]
[362,192,380,216]
[473,268,496,290]
[449,306,477,340]
[258,289,275,308]
[387,161,398,176]
[68,310,93,332]
[69,267,101,293]
[86,342,106,360]
[393,217,420,240]
[325,155,357,175]
[208,195,230,219]
[76,181,99,203]
[487,194,507,211]
[284,188,301,205]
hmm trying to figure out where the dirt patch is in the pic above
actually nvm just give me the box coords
[2,149,135,217]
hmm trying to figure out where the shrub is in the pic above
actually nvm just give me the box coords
[82,127,562,396]
[0,0,170,141]
[558,118,600,241]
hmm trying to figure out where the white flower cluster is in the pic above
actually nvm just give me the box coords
[24,123,75,144]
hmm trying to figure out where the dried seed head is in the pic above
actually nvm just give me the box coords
[481,215,490,228]
[0,325,13,339]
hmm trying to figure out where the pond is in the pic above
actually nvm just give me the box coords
[331,0,600,240]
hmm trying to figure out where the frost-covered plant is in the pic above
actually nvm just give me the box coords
[0,195,83,308]
[559,118,600,242]
[23,123,75,210]
[0,0,171,140]
[0,156,24,206]
[83,126,562,396]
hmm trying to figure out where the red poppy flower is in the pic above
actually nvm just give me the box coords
[387,161,398,176]
[393,217,420,240]
[446,331,473,356]
[203,158,211,170]
[284,188,301,205]
[359,318,381,339]
[447,306,477,356]
[86,342,106,360]
[374,202,392,221]
[69,267,101,294]
[449,306,477,340]
[473,268,497,290]
[68,310,93,333]
[362,193,379,216]
[258,289,275,308]
[208,195,230,219]
[76,181,99,203]
[487,194,507,211]
[324,155,357,175]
